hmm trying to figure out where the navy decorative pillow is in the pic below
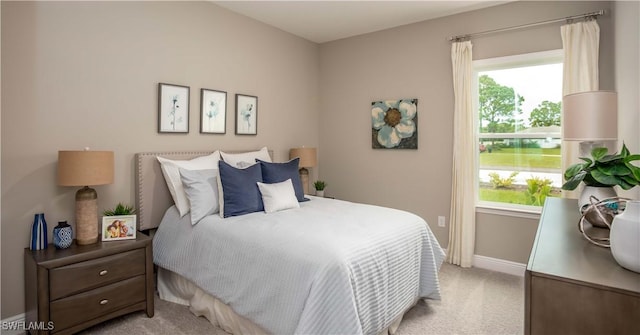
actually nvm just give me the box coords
[218,160,264,218]
[257,158,309,202]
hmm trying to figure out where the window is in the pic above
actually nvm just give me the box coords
[473,50,563,212]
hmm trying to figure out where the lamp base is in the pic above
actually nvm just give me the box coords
[299,167,309,195]
[75,186,99,245]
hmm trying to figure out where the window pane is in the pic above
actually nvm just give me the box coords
[475,55,563,209]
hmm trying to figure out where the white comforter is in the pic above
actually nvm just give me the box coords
[153,197,444,335]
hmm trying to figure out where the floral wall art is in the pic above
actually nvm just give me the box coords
[371,99,418,149]
[200,88,227,134]
[158,83,190,133]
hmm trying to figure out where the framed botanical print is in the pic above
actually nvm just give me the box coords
[200,88,227,134]
[158,83,189,133]
[235,94,258,135]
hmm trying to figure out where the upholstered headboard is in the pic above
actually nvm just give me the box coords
[134,150,273,231]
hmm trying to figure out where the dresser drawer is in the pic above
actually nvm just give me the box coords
[50,275,146,331]
[49,249,145,300]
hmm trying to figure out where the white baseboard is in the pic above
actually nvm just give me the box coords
[472,254,526,277]
[442,248,526,277]
[1,313,26,335]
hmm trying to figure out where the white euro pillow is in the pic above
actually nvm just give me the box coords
[220,147,271,168]
[157,151,221,217]
[257,179,300,214]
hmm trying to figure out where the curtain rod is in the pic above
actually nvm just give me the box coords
[448,10,604,42]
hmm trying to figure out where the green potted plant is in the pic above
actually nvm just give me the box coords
[562,143,640,226]
[103,202,136,216]
[313,180,327,197]
[562,143,640,191]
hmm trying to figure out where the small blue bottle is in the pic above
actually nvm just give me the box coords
[30,213,48,250]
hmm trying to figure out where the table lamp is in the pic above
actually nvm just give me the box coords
[58,149,114,245]
[563,90,618,156]
[289,147,317,195]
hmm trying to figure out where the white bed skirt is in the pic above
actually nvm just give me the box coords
[157,267,407,335]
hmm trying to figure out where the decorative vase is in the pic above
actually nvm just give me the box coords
[53,221,73,249]
[579,186,618,228]
[610,200,640,273]
[30,213,48,250]
[316,190,325,197]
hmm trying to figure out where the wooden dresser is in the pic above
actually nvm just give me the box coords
[525,198,640,335]
[24,234,154,334]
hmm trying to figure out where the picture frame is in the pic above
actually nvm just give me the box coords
[101,215,137,241]
[235,94,258,135]
[200,88,227,134]
[158,83,190,133]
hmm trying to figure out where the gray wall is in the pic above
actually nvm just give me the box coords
[318,0,621,263]
[1,1,319,318]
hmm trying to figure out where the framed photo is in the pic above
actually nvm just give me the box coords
[200,88,227,134]
[158,83,189,133]
[235,94,258,135]
[101,215,137,241]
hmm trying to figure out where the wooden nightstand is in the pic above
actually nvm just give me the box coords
[24,234,154,334]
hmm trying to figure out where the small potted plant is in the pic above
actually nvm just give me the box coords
[562,143,640,226]
[562,143,640,191]
[313,180,327,197]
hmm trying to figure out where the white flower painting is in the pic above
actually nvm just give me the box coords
[371,98,418,149]
[201,89,227,134]
[236,94,258,135]
[159,83,189,133]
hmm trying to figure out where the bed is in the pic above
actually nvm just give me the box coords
[135,149,445,335]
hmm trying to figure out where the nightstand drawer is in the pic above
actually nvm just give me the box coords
[50,275,146,331]
[49,249,145,300]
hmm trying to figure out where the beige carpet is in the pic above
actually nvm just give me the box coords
[79,263,524,335]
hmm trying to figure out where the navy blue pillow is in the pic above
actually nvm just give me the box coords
[257,158,309,202]
[218,160,264,218]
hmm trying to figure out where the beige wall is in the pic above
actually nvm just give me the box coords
[613,0,640,200]
[318,0,618,263]
[2,0,637,320]
[1,1,319,318]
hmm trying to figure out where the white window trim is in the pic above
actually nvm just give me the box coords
[473,49,563,215]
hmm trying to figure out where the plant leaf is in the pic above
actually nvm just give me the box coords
[625,154,640,163]
[597,164,631,176]
[562,171,586,190]
[591,169,619,186]
[591,147,608,160]
[598,154,622,163]
[564,163,584,179]
[621,143,630,157]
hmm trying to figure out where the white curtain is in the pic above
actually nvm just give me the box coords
[447,41,476,267]
[561,20,600,198]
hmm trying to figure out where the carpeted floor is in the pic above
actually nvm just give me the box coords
[78,263,524,335]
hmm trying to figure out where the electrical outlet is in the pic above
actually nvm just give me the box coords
[438,216,446,227]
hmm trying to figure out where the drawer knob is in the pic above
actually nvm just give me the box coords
[99,270,108,276]
[100,299,109,305]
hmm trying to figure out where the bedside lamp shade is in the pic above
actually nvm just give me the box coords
[289,147,317,195]
[58,150,114,245]
[563,91,617,142]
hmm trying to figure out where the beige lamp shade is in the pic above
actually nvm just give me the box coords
[289,147,317,168]
[58,150,114,245]
[58,150,115,186]
[563,91,618,141]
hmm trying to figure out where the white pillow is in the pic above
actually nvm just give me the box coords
[220,147,271,168]
[157,151,221,217]
[257,179,300,214]
[179,168,219,225]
